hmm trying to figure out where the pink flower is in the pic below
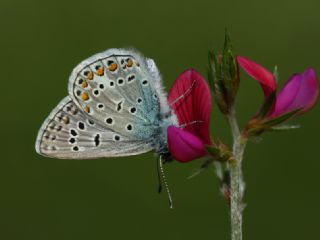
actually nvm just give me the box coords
[237,56,319,119]
[167,69,213,162]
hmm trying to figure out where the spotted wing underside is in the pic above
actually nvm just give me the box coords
[36,49,175,159]
[35,97,153,159]
[67,49,165,141]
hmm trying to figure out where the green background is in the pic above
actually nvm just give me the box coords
[1,0,319,239]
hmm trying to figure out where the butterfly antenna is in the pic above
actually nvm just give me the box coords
[159,155,174,209]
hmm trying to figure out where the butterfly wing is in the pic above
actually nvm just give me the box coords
[67,49,169,141]
[36,49,172,159]
[35,97,154,159]
[167,69,212,144]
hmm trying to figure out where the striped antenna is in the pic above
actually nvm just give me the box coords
[159,155,174,209]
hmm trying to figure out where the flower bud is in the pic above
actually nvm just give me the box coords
[208,30,240,114]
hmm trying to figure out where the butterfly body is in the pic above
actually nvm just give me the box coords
[36,49,178,159]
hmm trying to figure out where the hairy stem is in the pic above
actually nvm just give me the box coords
[227,107,247,240]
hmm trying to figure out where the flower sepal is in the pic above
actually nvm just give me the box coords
[256,90,276,118]
[205,141,234,163]
[188,142,233,193]
[244,108,302,137]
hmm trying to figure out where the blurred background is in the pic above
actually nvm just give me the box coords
[1,0,319,239]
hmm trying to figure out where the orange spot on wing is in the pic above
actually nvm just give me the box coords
[96,67,104,76]
[63,116,70,124]
[81,92,89,101]
[87,71,94,80]
[109,63,118,72]
[82,81,88,88]
[127,59,133,67]
[84,106,90,113]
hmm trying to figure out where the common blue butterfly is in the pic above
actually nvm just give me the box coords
[35,49,212,207]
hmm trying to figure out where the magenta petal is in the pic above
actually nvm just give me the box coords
[168,69,212,144]
[270,68,319,117]
[237,56,277,97]
[167,126,207,163]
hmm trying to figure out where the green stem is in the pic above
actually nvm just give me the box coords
[227,107,248,240]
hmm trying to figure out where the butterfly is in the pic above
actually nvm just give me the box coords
[35,48,212,207]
